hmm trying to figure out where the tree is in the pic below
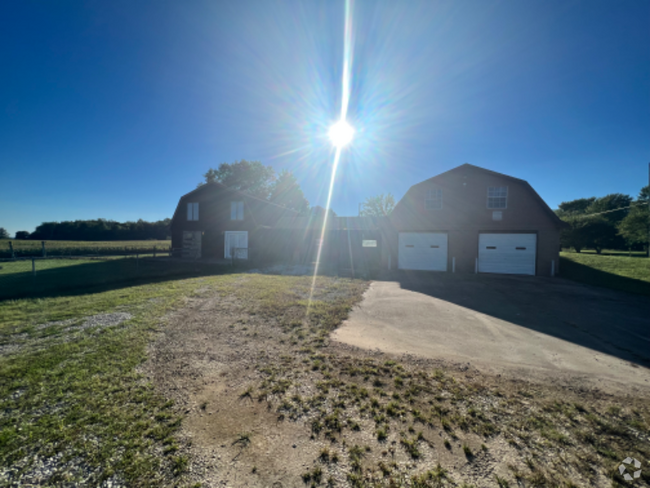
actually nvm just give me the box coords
[618,185,650,255]
[29,219,171,241]
[14,231,30,239]
[360,193,395,217]
[269,169,309,213]
[557,193,632,252]
[586,193,633,225]
[556,197,596,218]
[200,160,276,200]
[560,215,618,253]
[560,216,590,252]
[0,228,9,239]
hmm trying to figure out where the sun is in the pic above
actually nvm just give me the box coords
[328,120,354,148]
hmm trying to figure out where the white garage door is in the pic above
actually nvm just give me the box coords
[398,233,448,271]
[478,233,536,276]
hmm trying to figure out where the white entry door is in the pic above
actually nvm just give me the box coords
[398,232,448,271]
[225,231,248,259]
[478,233,536,275]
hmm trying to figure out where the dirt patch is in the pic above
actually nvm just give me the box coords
[142,276,650,488]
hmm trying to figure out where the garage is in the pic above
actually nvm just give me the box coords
[398,232,448,271]
[478,233,536,275]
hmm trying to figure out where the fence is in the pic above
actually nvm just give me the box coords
[0,251,232,301]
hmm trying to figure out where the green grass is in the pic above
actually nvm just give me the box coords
[0,257,231,300]
[0,276,212,486]
[560,251,650,295]
[0,239,170,258]
[0,272,369,486]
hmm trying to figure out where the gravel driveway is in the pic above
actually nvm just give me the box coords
[332,273,650,394]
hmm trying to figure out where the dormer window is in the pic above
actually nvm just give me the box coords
[425,189,442,209]
[187,202,199,221]
[487,187,508,209]
[231,201,244,220]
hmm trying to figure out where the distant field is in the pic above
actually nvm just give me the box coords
[0,239,171,258]
[560,251,650,295]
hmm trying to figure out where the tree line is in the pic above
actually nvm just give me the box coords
[557,186,649,254]
[5,219,171,241]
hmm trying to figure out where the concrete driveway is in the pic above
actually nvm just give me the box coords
[331,273,650,393]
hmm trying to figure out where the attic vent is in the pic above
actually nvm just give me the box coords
[486,246,497,250]
[516,247,527,250]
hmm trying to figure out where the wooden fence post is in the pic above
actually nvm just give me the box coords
[153,246,156,258]
[41,241,46,257]
[9,241,14,259]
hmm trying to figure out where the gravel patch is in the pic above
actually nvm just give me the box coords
[0,452,127,488]
[65,312,133,332]
[36,318,77,331]
[1,313,134,357]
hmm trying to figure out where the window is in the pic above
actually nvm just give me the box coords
[487,187,508,209]
[230,201,244,221]
[187,202,199,221]
[425,189,442,209]
[362,240,377,247]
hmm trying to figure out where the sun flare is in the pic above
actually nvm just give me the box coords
[328,120,354,148]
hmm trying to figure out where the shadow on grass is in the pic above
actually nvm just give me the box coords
[559,257,650,296]
[0,259,247,301]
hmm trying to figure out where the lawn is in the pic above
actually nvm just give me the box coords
[560,251,650,295]
[0,256,232,300]
[0,272,368,487]
[0,276,206,486]
[1,270,649,487]
[0,239,171,258]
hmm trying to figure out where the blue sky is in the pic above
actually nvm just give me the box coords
[1,0,648,236]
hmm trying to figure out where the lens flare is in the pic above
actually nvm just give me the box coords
[308,0,354,313]
[328,120,354,148]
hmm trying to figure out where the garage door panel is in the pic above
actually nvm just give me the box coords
[398,233,447,271]
[478,233,536,275]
